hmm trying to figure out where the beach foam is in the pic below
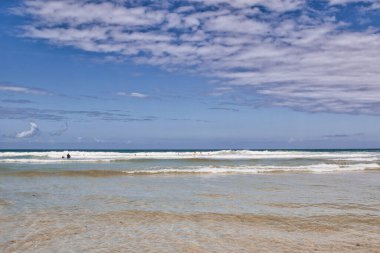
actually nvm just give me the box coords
[1,150,379,175]
[0,150,379,163]
[121,163,380,175]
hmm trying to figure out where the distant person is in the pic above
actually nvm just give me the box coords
[67,153,71,159]
[62,155,65,159]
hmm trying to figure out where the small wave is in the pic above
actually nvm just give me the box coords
[121,163,380,175]
[2,163,379,177]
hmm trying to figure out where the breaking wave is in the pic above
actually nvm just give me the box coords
[1,150,379,175]
[0,150,379,163]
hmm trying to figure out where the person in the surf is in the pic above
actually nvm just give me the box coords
[66,153,71,159]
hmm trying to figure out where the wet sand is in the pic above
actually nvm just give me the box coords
[1,209,379,252]
[1,172,379,252]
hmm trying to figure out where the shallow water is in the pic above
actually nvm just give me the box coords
[1,150,380,252]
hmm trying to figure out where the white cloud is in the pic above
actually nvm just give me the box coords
[204,14,269,34]
[328,0,377,5]
[16,122,39,138]
[192,0,305,12]
[16,0,165,26]
[117,91,148,98]
[130,92,148,98]
[14,0,380,114]
[0,84,51,95]
[209,87,234,96]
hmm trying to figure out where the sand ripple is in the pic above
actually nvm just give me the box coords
[1,209,379,253]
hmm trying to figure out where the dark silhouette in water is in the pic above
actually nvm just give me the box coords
[62,156,64,159]
[66,153,71,159]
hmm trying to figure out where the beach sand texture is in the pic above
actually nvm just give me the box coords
[1,209,379,253]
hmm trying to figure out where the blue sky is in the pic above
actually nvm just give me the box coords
[1,0,380,149]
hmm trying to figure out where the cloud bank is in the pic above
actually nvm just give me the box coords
[13,0,380,114]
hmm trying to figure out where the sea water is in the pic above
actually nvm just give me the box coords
[0,149,379,174]
[1,150,379,252]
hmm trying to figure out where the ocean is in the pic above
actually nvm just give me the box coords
[1,149,380,174]
[1,149,379,252]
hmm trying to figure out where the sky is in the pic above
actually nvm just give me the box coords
[0,0,380,149]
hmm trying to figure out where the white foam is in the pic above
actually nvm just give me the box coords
[0,150,379,164]
[1,150,379,174]
[122,163,380,175]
